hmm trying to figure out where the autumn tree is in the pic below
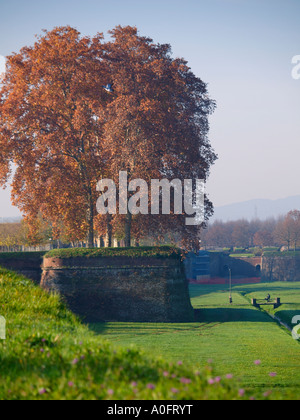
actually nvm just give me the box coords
[0,222,22,251]
[201,220,233,248]
[100,26,216,247]
[19,215,53,248]
[253,230,274,247]
[202,217,278,249]
[287,210,300,250]
[0,26,216,249]
[275,210,300,250]
[0,27,109,247]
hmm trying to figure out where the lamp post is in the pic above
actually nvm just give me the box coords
[229,267,233,304]
[224,265,233,304]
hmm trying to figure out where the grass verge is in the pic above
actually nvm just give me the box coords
[92,283,300,399]
[0,267,264,400]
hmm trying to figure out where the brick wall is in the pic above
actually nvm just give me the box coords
[262,254,300,282]
[205,253,261,279]
[41,256,194,323]
[0,252,45,283]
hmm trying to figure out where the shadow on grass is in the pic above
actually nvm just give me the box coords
[272,309,300,328]
[88,322,108,334]
[194,308,274,323]
[87,308,275,334]
[190,283,300,300]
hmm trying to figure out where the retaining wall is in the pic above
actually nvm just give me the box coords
[262,254,300,282]
[187,252,262,281]
[41,255,194,323]
[0,252,45,283]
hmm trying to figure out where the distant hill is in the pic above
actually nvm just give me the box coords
[211,195,300,222]
[1,191,300,225]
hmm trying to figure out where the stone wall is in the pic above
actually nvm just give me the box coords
[41,255,194,323]
[219,255,262,278]
[262,254,300,282]
[200,252,261,279]
[0,252,45,283]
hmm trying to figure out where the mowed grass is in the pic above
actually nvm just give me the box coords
[234,282,300,330]
[2,263,300,399]
[91,283,300,395]
[0,267,265,401]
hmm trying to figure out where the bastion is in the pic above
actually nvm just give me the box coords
[0,252,45,283]
[40,247,194,323]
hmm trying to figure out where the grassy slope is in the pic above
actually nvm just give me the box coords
[1,260,299,400]
[235,282,300,331]
[0,267,258,401]
[92,283,300,396]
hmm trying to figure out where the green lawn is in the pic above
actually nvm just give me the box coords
[2,264,300,399]
[91,282,300,394]
[0,267,261,400]
[234,282,300,330]
[229,254,255,258]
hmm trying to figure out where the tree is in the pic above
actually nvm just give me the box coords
[276,210,300,250]
[274,211,300,250]
[288,210,300,250]
[0,222,22,251]
[201,220,233,248]
[253,230,274,247]
[0,26,217,249]
[231,220,251,248]
[0,27,108,247]
[101,26,216,247]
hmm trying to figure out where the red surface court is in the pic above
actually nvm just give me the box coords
[189,277,261,285]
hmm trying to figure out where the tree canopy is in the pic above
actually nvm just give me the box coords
[0,25,217,249]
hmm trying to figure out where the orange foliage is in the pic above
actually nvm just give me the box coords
[0,26,217,250]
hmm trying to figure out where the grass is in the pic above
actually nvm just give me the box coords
[0,267,264,401]
[235,282,300,330]
[264,251,300,257]
[1,261,300,400]
[229,253,255,258]
[44,246,183,260]
[91,283,300,397]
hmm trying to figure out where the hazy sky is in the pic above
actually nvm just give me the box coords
[0,0,299,217]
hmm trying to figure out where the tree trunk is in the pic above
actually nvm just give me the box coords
[86,197,94,248]
[125,212,132,247]
[106,214,113,248]
[87,229,94,248]
[100,236,105,248]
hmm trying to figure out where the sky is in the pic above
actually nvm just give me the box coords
[0,0,299,217]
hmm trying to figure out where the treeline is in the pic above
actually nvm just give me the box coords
[0,222,27,251]
[201,210,300,251]
[0,218,97,251]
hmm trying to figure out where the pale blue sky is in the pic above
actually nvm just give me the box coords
[0,0,299,217]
